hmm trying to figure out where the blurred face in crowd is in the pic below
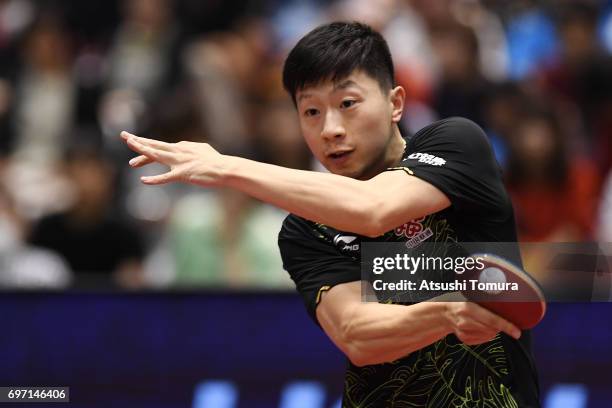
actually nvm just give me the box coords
[25,21,71,72]
[512,117,566,183]
[126,0,171,29]
[257,103,308,169]
[295,70,404,180]
[561,18,597,62]
[67,156,115,214]
[516,119,557,164]
[431,25,479,82]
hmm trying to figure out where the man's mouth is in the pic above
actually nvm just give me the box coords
[326,149,354,164]
[327,149,353,159]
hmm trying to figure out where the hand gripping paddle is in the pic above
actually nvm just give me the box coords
[461,254,546,330]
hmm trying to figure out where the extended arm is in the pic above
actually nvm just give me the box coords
[317,281,521,367]
[121,133,449,237]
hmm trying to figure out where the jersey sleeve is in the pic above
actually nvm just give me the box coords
[278,215,361,324]
[388,117,509,214]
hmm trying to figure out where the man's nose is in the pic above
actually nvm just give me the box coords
[320,110,346,141]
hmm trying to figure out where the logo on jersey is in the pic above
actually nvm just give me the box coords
[408,152,446,166]
[395,216,433,248]
[333,234,359,251]
[394,216,427,238]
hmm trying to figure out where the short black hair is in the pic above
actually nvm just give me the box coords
[282,21,395,104]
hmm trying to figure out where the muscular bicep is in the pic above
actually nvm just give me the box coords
[364,169,451,235]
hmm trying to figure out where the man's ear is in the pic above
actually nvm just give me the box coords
[389,86,405,123]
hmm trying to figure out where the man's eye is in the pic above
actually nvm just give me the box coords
[304,108,319,117]
[341,100,356,109]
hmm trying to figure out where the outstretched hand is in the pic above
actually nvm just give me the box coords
[121,131,226,186]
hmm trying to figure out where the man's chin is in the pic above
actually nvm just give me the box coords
[323,158,374,179]
[327,165,364,179]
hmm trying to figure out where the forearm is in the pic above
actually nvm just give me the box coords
[322,300,452,366]
[220,156,381,236]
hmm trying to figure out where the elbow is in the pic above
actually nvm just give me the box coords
[360,214,395,239]
[355,198,390,238]
[338,321,381,367]
[336,312,416,367]
[346,351,372,367]
[346,347,380,367]
[344,340,389,367]
[359,220,385,238]
[335,187,392,237]
[341,334,373,367]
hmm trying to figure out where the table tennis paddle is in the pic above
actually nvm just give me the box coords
[461,253,546,330]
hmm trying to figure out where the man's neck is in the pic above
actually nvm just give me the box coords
[387,126,407,168]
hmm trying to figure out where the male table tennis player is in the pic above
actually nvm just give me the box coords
[122,22,540,407]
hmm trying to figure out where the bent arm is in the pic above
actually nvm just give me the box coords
[316,281,452,366]
[317,281,521,367]
[121,134,450,237]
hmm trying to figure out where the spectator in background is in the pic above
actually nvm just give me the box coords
[182,18,272,155]
[28,145,145,289]
[166,187,292,289]
[99,0,183,150]
[506,110,600,242]
[482,82,529,168]
[6,9,104,156]
[450,0,509,82]
[10,14,76,164]
[106,0,180,100]
[430,22,490,125]
[538,2,612,174]
[0,183,71,288]
[252,100,312,170]
[1,14,100,221]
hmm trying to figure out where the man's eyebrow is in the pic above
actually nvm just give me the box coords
[333,79,360,91]
[297,80,361,102]
[297,93,312,102]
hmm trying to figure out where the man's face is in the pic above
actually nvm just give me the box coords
[295,70,402,179]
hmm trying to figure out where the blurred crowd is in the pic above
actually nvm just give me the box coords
[0,0,610,290]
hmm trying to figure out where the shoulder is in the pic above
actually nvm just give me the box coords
[402,117,509,213]
[410,117,488,147]
[407,117,494,164]
[439,116,484,130]
[416,117,485,133]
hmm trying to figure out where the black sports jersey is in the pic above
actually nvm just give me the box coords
[278,117,540,407]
